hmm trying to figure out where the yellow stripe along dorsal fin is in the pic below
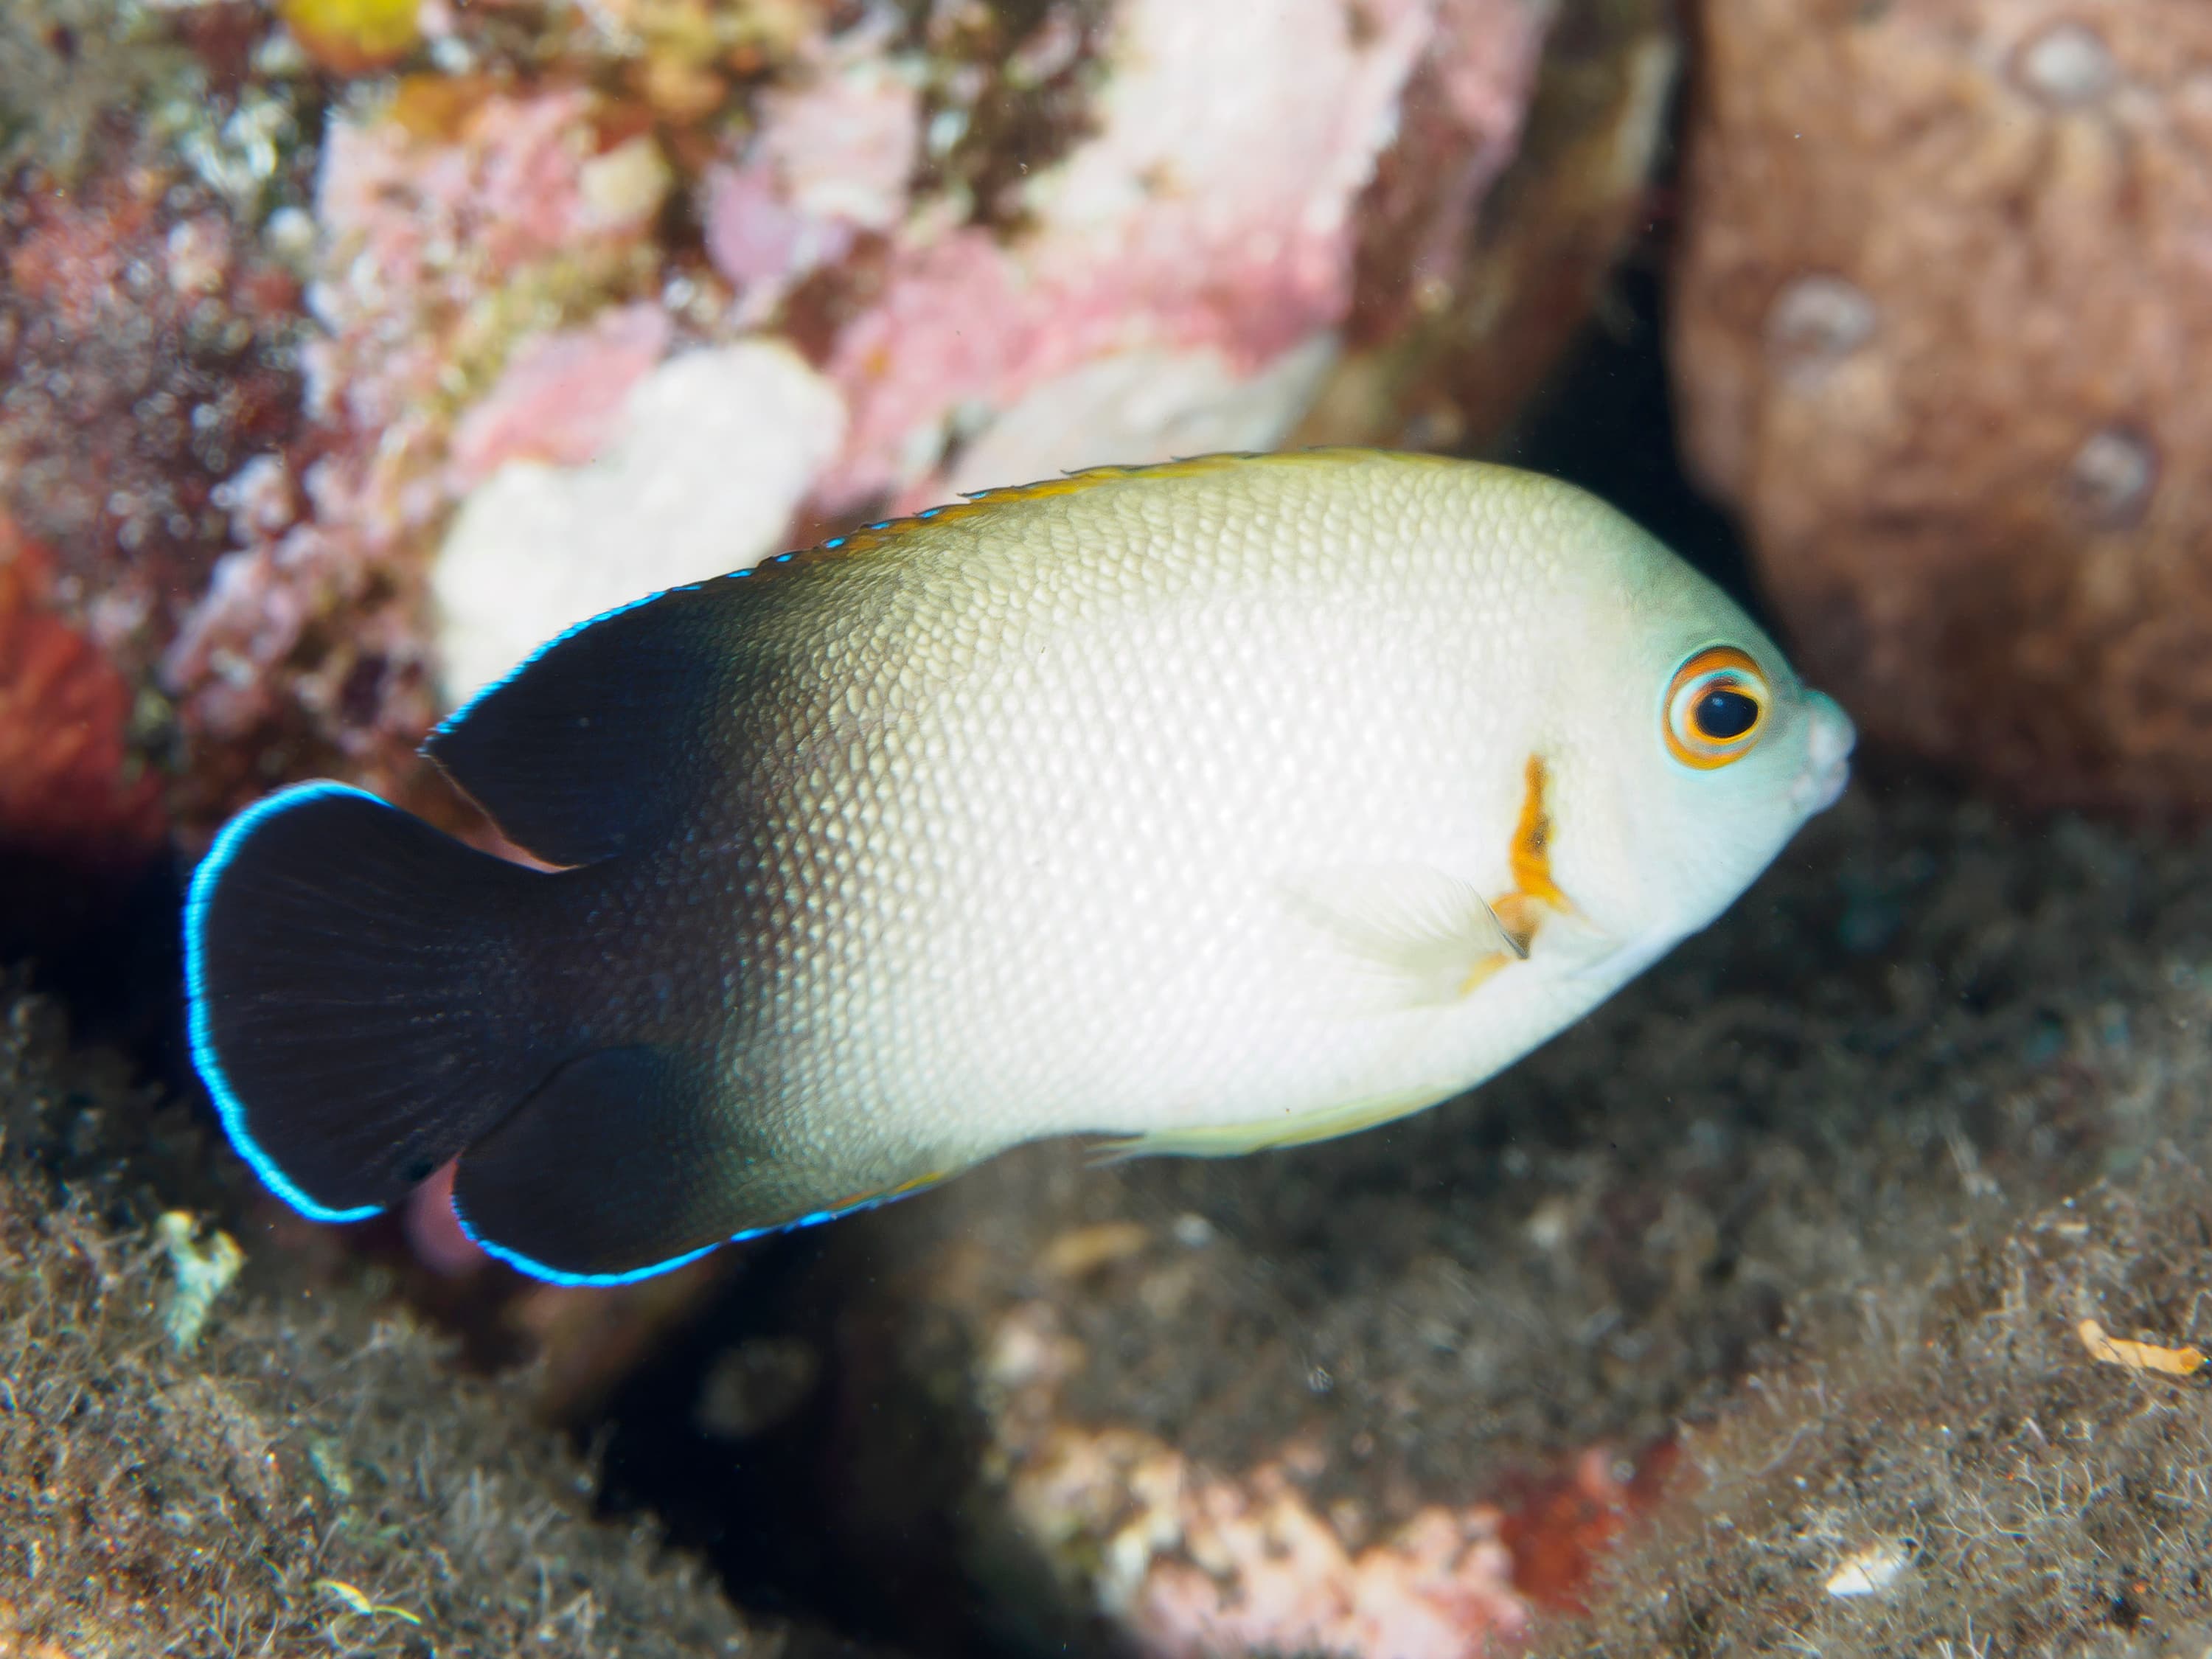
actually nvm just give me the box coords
[768,448,1467,574]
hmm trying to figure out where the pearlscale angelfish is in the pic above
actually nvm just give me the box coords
[184,450,1855,1284]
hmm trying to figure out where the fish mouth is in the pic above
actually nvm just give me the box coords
[1794,758,1851,815]
[1790,692,1857,815]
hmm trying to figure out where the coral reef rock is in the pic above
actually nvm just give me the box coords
[0,514,168,972]
[0,516,162,866]
[757,778,2212,1656]
[1295,0,1679,456]
[432,338,846,703]
[2,0,1673,852]
[1672,0,2212,821]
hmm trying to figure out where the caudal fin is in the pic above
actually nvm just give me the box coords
[184,782,555,1221]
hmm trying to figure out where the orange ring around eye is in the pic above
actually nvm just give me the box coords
[1665,646,1770,769]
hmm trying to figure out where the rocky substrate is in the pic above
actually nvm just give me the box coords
[0,987,902,1659]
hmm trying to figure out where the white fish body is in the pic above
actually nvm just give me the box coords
[750,451,1849,1157]
[185,450,1855,1281]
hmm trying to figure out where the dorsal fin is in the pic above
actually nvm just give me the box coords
[424,578,745,866]
[782,450,1404,564]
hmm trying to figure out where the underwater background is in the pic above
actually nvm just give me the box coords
[6,0,2212,1654]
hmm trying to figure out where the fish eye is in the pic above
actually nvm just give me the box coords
[1665,647,1770,768]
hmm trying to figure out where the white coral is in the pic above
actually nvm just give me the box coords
[431,341,847,706]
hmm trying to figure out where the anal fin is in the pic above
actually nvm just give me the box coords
[1093,1082,1454,1161]
[450,1046,956,1284]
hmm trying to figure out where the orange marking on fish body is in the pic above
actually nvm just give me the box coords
[1510,754,1565,908]
[1491,754,1574,956]
[1490,896,1539,959]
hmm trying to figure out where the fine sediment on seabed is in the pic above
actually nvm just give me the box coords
[1534,1149,2212,1658]
[0,988,901,1659]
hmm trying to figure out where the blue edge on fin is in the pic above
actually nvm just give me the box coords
[439,491,994,747]
[451,1189,916,1289]
[430,580,712,744]
[183,779,389,1229]
[187,582,924,1287]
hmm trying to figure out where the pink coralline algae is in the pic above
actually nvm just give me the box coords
[717,0,1550,512]
[301,84,664,471]
[160,81,672,820]
[702,161,831,305]
[970,1268,1678,1657]
[0,161,311,836]
[0,520,164,866]
[1497,1442,1670,1613]
[704,46,920,311]
[448,302,674,489]
[1133,1470,1529,1659]
[986,1301,1530,1659]
[8,0,1563,852]
[1,177,302,653]
[432,338,845,700]
[415,0,1551,705]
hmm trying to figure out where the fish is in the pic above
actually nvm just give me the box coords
[184,449,1856,1285]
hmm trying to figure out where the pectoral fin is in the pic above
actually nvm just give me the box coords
[1281,862,1526,1009]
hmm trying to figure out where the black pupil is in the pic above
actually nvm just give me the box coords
[1694,686,1760,741]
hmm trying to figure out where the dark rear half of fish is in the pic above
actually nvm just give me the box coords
[184,568,860,1284]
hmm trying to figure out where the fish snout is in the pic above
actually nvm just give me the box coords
[1791,691,1856,815]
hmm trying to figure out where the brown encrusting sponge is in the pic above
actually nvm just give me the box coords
[1672,0,2212,824]
[0,989,876,1659]
[1534,1149,2212,1658]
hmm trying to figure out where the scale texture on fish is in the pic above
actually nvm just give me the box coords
[184,449,1855,1284]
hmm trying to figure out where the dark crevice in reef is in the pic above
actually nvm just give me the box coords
[589,1233,900,1632]
[1486,260,1759,622]
[0,844,187,1069]
[586,1222,1121,1659]
[588,1237,956,1656]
